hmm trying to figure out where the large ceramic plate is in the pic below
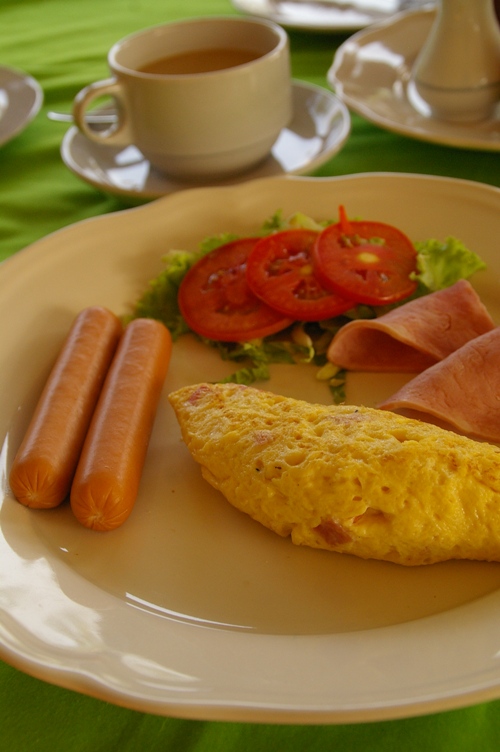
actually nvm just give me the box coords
[2,174,500,724]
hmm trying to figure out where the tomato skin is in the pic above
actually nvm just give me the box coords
[245,229,355,321]
[178,237,293,342]
[313,216,418,306]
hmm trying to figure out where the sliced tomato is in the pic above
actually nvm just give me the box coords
[313,206,418,306]
[245,229,355,321]
[178,237,292,341]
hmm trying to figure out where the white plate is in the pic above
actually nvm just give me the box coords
[231,0,432,32]
[328,7,500,151]
[2,173,500,724]
[0,66,43,147]
[60,80,350,200]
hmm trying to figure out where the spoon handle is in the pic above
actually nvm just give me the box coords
[47,110,117,125]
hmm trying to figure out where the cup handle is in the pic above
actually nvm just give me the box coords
[72,78,132,145]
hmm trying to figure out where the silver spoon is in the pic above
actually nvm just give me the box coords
[47,110,117,124]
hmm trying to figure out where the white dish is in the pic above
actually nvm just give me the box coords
[231,0,432,32]
[0,66,43,147]
[328,7,500,151]
[60,80,350,200]
[2,173,500,723]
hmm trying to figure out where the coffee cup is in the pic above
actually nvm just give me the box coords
[72,16,292,180]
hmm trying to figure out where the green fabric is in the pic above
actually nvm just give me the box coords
[1,1,500,749]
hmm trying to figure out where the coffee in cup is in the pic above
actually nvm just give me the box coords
[72,16,292,180]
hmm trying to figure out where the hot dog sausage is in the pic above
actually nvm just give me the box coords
[70,317,172,531]
[9,306,122,509]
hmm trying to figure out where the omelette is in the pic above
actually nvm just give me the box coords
[168,383,500,566]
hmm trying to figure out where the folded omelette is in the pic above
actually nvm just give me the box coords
[168,383,500,566]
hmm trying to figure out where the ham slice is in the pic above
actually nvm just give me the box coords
[327,280,495,372]
[379,327,500,442]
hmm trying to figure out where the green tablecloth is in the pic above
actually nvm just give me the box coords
[1,1,500,749]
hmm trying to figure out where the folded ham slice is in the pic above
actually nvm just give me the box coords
[379,327,500,442]
[327,280,494,372]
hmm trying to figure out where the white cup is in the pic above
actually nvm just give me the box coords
[72,16,292,180]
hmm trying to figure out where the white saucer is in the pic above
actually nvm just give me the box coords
[231,0,432,32]
[328,7,500,151]
[60,80,351,201]
[0,66,43,147]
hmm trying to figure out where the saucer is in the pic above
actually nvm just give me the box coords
[0,66,43,147]
[328,7,500,151]
[60,80,351,201]
[231,0,433,32]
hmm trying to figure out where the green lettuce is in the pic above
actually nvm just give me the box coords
[130,249,194,339]
[412,236,486,293]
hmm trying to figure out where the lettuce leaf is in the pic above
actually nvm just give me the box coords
[412,236,486,293]
[130,249,195,339]
[207,334,316,386]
